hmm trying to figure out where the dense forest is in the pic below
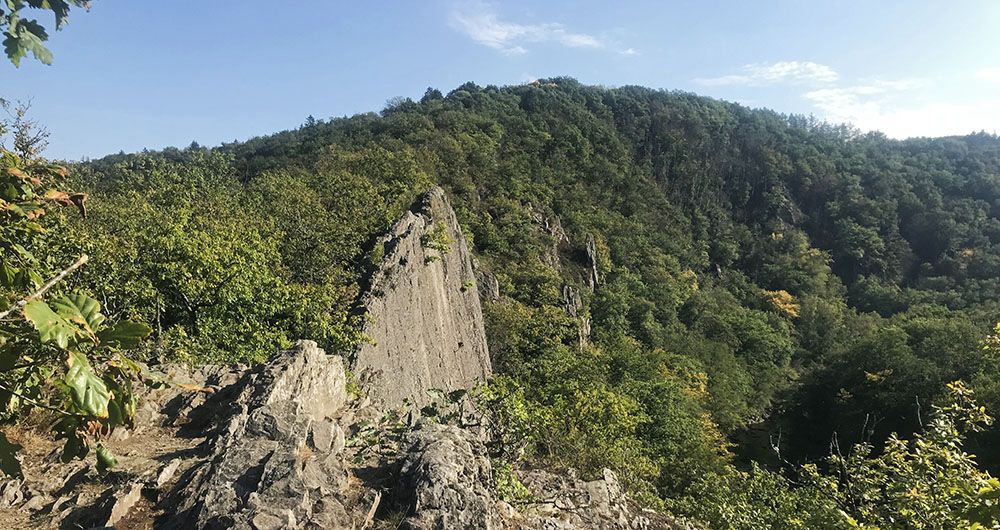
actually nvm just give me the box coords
[8,78,1000,527]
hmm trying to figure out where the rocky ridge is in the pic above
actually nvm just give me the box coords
[0,188,684,529]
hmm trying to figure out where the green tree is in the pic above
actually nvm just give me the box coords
[803,381,1000,529]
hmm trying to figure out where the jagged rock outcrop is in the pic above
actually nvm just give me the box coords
[529,207,570,271]
[0,342,681,530]
[397,424,506,530]
[477,269,501,302]
[585,235,601,289]
[353,187,492,409]
[160,340,356,529]
[0,342,367,530]
[562,285,591,348]
[0,187,679,529]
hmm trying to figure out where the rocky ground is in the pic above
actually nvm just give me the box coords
[0,342,692,529]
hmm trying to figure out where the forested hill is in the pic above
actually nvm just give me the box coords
[63,78,1000,524]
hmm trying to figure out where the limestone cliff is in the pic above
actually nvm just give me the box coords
[352,187,492,409]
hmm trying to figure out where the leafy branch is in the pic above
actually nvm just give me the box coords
[0,253,87,320]
[2,0,92,67]
[0,147,150,478]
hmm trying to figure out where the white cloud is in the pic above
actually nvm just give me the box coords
[696,61,839,86]
[804,79,922,110]
[805,79,998,138]
[619,47,639,56]
[976,67,1000,83]
[697,61,999,138]
[449,3,604,54]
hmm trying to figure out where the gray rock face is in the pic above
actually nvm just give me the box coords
[353,187,492,409]
[585,235,601,289]
[519,468,652,530]
[562,285,591,348]
[161,340,357,530]
[0,344,680,530]
[529,208,570,271]
[477,269,501,302]
[398,424,505,530]
[396,424,676,530]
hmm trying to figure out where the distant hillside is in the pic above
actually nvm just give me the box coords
[64,78,1000,525]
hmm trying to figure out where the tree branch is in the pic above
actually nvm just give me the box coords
[0,254,89,320]
[0,380,76,417]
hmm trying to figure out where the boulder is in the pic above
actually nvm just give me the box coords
[398,423,505,530]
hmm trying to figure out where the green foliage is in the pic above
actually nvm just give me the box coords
[345,408,409,465]
[492,459,533,503]
[677,382,1000,529]
[801,381,1000,529]
[421,221,452,263]
[479,335,730,498]
[0,431,21,478]
[677,464,849,530]
[0,147,149,476]
[419,387,469,425]
[2,0,90,66]
[421,221,452,253]
[65,148,382,363]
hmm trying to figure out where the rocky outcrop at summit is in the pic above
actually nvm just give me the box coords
[352,187,492,409]
[0,341,681,529]
[397,424,506,530]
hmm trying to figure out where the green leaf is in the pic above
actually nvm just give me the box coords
[2,34,25,67]
[0,260,17,288]
[104,376,136,428]
[0,343,17,371]
[58,429,87,463]
[65,350,110,418]
[14,19,52,65]
[96,321,151,349]
[29,0,73,28]
[0,432,22,479]
[23,299,77,348]
[95,443,116,474]
[52,293,104,335]
[9,244,31,261]
[26,268,42,287]
[447,389,468,403]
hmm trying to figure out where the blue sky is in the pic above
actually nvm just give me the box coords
[3,0,1000,160]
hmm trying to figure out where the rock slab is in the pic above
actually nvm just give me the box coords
[353,187,492,409]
